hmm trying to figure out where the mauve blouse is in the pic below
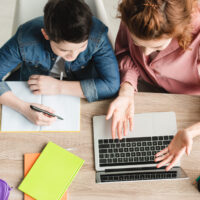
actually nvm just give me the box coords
[115,8,200,94]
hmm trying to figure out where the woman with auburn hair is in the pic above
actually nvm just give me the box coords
[106,0,200,170]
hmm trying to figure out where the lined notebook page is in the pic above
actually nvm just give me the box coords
[1,81,80,132]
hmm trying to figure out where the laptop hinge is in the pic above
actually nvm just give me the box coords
[104,166,179,172]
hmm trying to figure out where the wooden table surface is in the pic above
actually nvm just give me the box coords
[0,92,200,200]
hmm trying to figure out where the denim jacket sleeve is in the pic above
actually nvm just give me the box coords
[0,28,22,95]
[80,33,120,102]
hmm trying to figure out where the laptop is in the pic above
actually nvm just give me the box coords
[93,112,188,183]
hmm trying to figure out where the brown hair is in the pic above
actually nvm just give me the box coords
[44,0,92,43]
[118,0,198,50]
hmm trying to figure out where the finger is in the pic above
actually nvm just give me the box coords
[36,119,55,126]
[123,120,128,136]
[155,147,169,157]
[156,155,173,168]
[186,143,192,156]
[154,152,169,162]
[27,79,38,85]
[29,85,39,91]
[32,90,41,95]
[39,113,56,123]
[106,104,115,120]
[35,114,56,126]
[44,113,55,118]
[129,117,134,131]
[37,104,55,113]
[111,114,118,139]
[166,153,182,171]
[117,121,123,140]
[29,75,40,80]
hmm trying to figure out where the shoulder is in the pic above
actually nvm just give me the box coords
[16,17,45,45]
[89,16,108,43]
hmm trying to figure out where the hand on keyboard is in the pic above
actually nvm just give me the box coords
[155,130,193,171]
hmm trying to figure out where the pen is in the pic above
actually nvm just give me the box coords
[30,105,64,120]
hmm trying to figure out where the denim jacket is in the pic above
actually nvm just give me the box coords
[0,16,120,102]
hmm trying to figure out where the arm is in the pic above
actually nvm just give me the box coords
[106,22,140,139]
[0,28,23,95]
[155,123,200,171]
[0,91,56,125]
[28,31,120,102]
[106,82,135,139]
[28,75,85,98]
[79,31,120,102]
[115,22,140,91]
[0,28,56,125]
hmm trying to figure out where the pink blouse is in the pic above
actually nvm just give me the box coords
[115,9,200,94]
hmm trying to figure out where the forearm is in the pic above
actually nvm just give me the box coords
[185,122,200,138]
[0,91,28,114]
[58,80,85,98]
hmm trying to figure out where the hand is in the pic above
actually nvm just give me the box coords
[22,102,57,126]
[155,130,193,171]
[28,75,61,95]
[106,95,134,140]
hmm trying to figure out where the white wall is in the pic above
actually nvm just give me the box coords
[0,0,16,47]
[12,0,48,34]
[94,0,120,47]
[85,0,97,16]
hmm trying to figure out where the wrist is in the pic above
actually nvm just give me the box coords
[56,80,63,94]
[119,82,135,97]
[184,122,200,139]
[14,100,30,115]
[182,128,193,139]
[0,91,29,115]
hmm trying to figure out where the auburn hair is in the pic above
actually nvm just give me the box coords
[118,0,198,50]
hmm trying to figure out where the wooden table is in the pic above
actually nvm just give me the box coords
[0,92,200,200]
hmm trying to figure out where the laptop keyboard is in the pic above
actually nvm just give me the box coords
[100,171,177,182]
[98,135,174,167]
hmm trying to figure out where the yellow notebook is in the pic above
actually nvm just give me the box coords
[24,153,67,200]
[1,81,80,132]
[19,142,84,200]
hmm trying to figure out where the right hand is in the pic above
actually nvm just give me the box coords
[22,103,57,126]
[155,129,193,171]
[106,95,134,139]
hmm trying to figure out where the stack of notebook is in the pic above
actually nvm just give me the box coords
[19,142,84,200]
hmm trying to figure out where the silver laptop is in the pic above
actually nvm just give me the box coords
[93,112,188,183]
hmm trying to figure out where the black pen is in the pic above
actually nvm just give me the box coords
[30,105,64,120]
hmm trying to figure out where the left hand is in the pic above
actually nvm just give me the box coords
[28,75,61,95]
[155,129,193,171]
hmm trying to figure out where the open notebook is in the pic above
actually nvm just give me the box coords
[1,81,80,132]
